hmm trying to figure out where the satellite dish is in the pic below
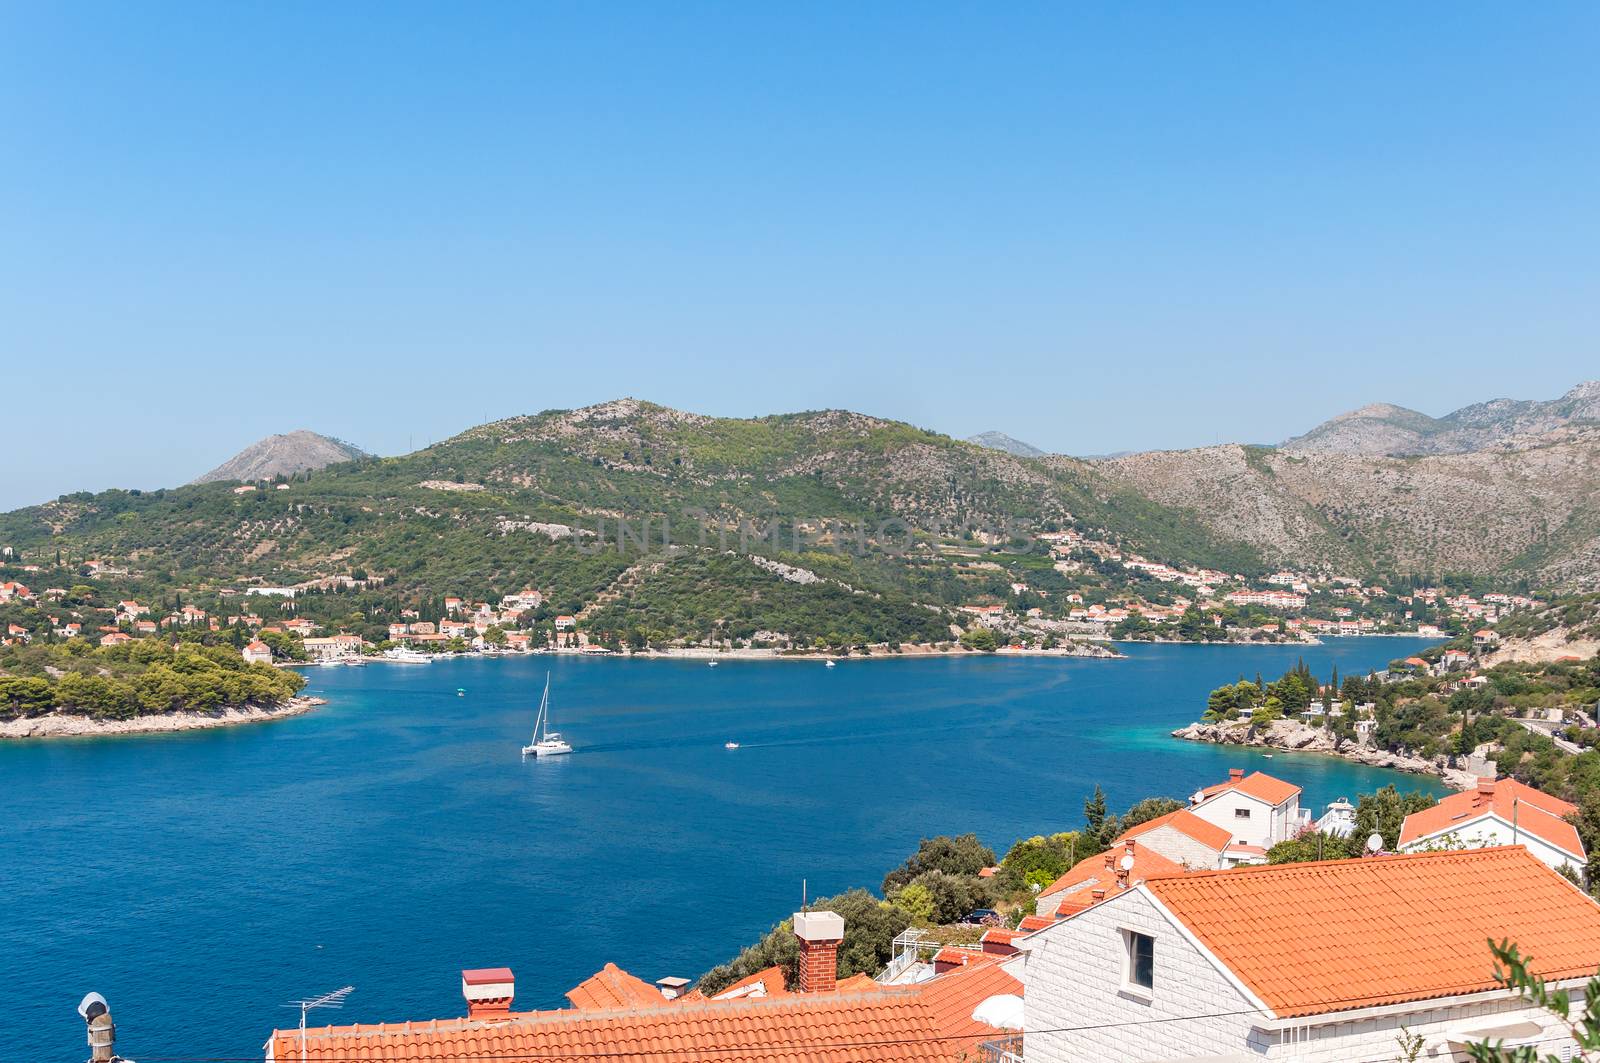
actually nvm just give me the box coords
[77,992,108,1021]
[1366,832,1384,854]
[1119,854,1136,872]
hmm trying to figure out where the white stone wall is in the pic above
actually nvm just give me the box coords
[1253,998,1576,1062]
[1190,792,1279,849]
[1021,890,1259,1063]
[1399,816,1582,877]
[1134,825,1225,870]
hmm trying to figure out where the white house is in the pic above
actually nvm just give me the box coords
[1187,769,1309,861]
[1015,846,1600,1062]
[1399,777,1586,878]
[242,640,273,664]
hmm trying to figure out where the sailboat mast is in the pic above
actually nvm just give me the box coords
[534,673,551,742]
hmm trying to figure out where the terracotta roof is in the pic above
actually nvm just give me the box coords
[1038,842,1187,902]
[1112,808,1232,853]
[1144,847,1600,1018]
[709,966,791,1001]
[565,962,667,1011]
[1198,771,1301,806]
[1016,915,1053,932]
[909,953,1022,1057]
[1398,779,1583,857]
[269,989,973,1061]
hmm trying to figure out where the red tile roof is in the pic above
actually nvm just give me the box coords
[1144,847,1600,1018]
[268,959,1023,1063]
[1397,778,1583,857]
[1016,915,1053,932]
[708,966,791,1001]
[1198,770,1301,806]
[1112,808,1232,854]
[1038,841,1186,903]
[565,962,666,1011]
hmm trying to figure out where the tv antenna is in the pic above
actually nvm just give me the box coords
[283,986,354,1063]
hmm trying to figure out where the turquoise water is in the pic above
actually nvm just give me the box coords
[0,638,1444,1059]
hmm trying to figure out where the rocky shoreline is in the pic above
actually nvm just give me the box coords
[1171,718,1477,790]
[0,697,326,740]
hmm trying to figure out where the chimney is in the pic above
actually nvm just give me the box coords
[1090,888,1106,902]
[655,976,691,1000]
[793,910,845,993]
[1103,853,1114,873]
[1229,768,1244,782]
[462,968,515,1021]
[79,995,114,1063]
[1476,778,1497,808]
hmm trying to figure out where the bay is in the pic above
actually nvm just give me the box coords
[0,637,1445,1060]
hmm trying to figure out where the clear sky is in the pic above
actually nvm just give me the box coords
[4,2,1597,509]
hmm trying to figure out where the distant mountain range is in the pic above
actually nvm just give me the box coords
[4,384,1598,606]
[192,430,367,484]
[1281,381,1600,456]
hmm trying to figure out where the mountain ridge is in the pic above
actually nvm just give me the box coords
[1281,381,1600,456]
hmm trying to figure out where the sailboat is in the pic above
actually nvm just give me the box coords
[522,674,573,758]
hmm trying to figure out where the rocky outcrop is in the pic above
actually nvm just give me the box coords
[1171,719,1477,790]
[0,697,323,739]
[193,431,365,484]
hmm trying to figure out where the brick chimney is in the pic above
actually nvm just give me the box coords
[1476,777,1498,808]
[793,910,845,993]
[462,968,515,1020]
[1229,767,1245,782]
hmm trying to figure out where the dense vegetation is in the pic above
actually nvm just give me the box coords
[0,640,304,720]
[0,401,1274,650]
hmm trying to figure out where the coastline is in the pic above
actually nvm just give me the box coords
[353,641,1127,664]
[0,696,326,741]
[1171,718,1477,790]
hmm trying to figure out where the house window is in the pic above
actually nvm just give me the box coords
[1234,808,1251,819]
[1123,931,1155,992]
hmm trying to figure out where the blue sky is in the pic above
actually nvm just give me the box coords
[3,2,1597,508]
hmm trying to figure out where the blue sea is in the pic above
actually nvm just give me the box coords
[0,638,1445,1060]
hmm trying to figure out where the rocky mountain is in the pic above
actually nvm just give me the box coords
[1097,429,1600,587]
[1282,381,1600,456]
[967,431,1046,458]
[192,431,367,484]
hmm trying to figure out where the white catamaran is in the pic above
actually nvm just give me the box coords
[522,674,573,758]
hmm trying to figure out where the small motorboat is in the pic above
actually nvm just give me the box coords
[824,660,836,668]
[724,741,740,750]
[457,688,466,697]
[708,661,718,668]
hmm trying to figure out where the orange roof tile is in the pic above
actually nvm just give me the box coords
[564,962,666,1011]
[1016,915,1053,932]
[1398,778,1583,857]
[1145,847,1600,1018]
[1038,842,1187,902]
[710,965,792,1001]
[269,990,970,1061]
[1112,808,1232,853]
[909,953,1022,1057]
[1198,770,1301,806]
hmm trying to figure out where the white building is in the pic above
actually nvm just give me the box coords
[242,640,273,664]
[1399,777,1586,878]
[302,634,364,661]
[1015,846,1599,1062]
[1187,769,1309,862]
